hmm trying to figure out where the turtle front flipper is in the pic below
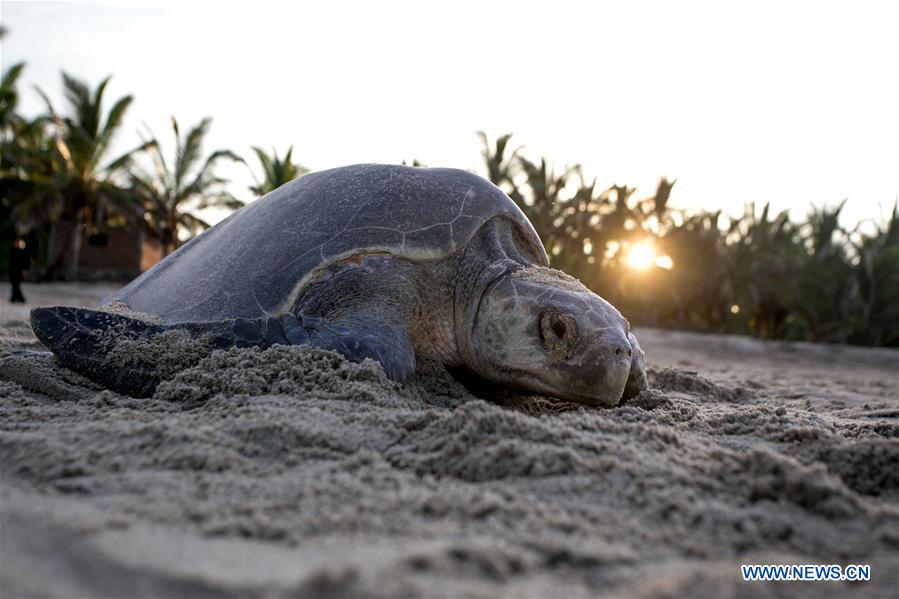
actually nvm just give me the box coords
[297,313,416,382]
[31,307,170,397]
[31,307,415,397]
[30,307,291,397]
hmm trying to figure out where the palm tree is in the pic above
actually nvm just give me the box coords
[484,131,899,346]
[655,209,732,330]
[0,62,26,136]
[514,155,581,264]
[476,131,520,188]
[130,117,243,256]
[724,203,805,338]
[790,201,854,342]
[853,202,899,346]
[38,72,149,279]
[1,63,65,245]
[248,145,306,196]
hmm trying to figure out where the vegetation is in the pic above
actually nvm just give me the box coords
[478,133,899,347]
[130,117,243,255]
[248,145,307,197]
[40,73,156,279]
[1,65,254,273]
[1,59,896,347]
[1,63,57,234]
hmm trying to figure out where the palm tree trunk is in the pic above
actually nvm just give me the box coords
[161,212,177,257]
[66,212,84,281]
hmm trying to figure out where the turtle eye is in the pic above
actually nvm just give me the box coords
[539,309,578,361]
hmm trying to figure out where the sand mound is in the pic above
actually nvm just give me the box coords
[2,327,899,596]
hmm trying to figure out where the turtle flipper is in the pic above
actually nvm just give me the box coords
[30,306,415,396]
[31,307,169,397]
[299,313,416,382]
[30,307,293,397]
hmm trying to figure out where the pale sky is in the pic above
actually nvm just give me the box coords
[2,0,898,230]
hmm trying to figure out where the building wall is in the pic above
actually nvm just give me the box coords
[140,234,164,273]
[49,223,161,281]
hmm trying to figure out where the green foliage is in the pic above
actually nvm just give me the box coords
[33,72,153,278]
[0,62,26,132]
[2,68,244,276]
[476,131,520,195]
[1,63,64,234]
[852,203,899,346]
[249,145,307,196]
[130,117,244,254]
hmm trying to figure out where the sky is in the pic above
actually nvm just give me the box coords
[2,0,898,230]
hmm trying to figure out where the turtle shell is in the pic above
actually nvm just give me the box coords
[109,164,548,323]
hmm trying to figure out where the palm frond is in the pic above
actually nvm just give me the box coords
[251,146,274,180]
[178,148,242,204]
[194,191,245,212]
[248,145,304,195]
[104,139,155,173]
[0,62,26,125]
[174,117,212,188]
[177,211,211,237]
[61,72,92,126]
[93,94,134,170]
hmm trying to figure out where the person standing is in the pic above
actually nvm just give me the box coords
[9,234,30,303]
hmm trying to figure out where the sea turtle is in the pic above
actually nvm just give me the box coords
[30,164,647,405]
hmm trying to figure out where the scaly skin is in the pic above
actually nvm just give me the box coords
[297,218,647,406]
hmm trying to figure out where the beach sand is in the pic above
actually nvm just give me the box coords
[1,282,898,597]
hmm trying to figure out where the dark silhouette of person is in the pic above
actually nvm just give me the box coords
[9,234,30,303]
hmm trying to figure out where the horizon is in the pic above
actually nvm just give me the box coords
[2,1,898,231]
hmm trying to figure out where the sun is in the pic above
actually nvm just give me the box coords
[625,240,674,271]
[626,241,656,270]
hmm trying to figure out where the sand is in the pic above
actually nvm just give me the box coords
[1,282,898,598]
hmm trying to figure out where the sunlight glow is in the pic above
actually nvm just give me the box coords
[626,241,656,270]
[655,255,674,270]
[625,241,674,271]
[605,240,620,259]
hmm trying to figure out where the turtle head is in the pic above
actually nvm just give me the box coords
[468,266,647,407]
